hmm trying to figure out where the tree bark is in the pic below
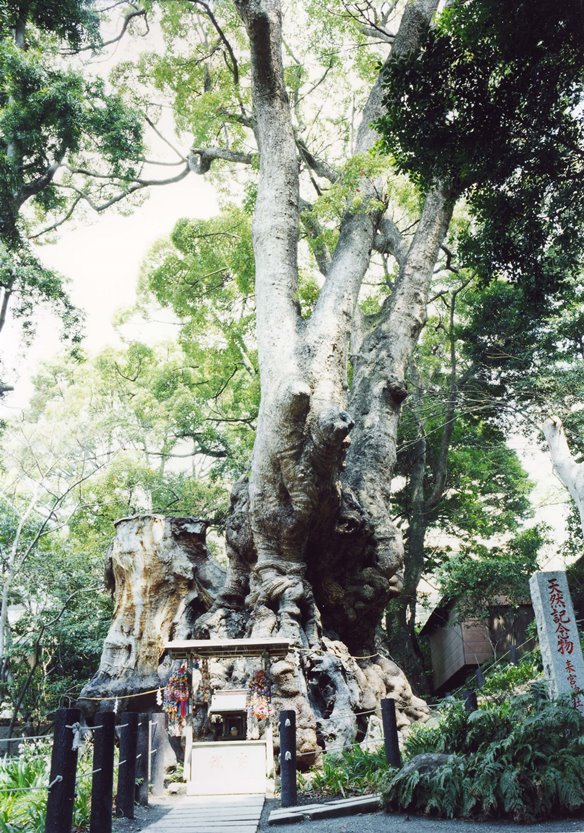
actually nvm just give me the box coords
[542,416,584,538]
[79,515,225,711]
[386,432,430,694]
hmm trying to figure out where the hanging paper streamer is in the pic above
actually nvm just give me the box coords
[246,670,274,721]
[163,662,191,736]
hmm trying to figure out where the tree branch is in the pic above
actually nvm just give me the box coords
[27,196,82,241]
[57,163,190,213]
[542,416,584,538]
[307,0,441,395]
[296,136,339,183]
[373,215,407,266]
[299,201,331,276]
[186,0,240,86]
[62,8,148,55]
[144,115,187,162]
[17,154,65,206]
[235,0,302,380]
[187,147,256,174]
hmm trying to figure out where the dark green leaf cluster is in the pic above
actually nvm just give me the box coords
[0,1,144,346]
[384,691,584,821]
[377,0,584,300]
[0,0,100,49]
[459,275,584,444]
[436,527,544,622]
[0,41,143,241]
[0,244,83,343]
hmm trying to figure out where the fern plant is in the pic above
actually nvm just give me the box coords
[302,744,391,797]
[384,688,584,822]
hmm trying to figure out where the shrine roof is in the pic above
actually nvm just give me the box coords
[164,637,291,659]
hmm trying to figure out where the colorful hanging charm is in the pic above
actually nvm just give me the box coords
[163,662,191,735]
[198,658,211,704]
[246,670,274,721]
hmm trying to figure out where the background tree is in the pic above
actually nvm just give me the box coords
[385,275,533,691]
[377,0,584,522]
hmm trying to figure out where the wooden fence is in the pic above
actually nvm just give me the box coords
[0,697,403,831]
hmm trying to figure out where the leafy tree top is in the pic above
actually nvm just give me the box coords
[377,0,584,301]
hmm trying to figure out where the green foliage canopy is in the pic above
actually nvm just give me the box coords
[377,0,584,302]
[0,0,144,345]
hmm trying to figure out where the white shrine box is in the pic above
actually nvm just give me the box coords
[187,739,268,795]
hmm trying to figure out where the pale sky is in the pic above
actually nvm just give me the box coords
[1,171,218,412]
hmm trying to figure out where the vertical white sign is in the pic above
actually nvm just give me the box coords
[529,570,584,714]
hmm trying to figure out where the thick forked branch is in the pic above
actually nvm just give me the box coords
[307,0,439,403]
[373,215,408,266]
[235,0,300,383]
[542,416,584,538]
[344,182,454,581]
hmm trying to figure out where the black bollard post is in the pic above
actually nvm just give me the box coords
[279,710,297,808]
[135,713,149,806]
[44,707,80,833]
[149,713,167,797]
[463,689,478,713]
[381,698,402,768]
[115,712,138,819]
[89,711,115,833]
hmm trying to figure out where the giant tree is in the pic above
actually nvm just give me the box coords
[83,0,583,759]
[84,0,455,757]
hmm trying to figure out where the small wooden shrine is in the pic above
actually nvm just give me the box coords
[162,637,290,796]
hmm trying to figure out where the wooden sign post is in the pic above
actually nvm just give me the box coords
[529,570,584,714]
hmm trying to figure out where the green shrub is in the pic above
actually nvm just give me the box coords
[478,651,541,697]
[301,743,391,797]
[0,737,94,833]
[383,689,584,822]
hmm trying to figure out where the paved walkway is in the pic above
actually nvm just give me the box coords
[138,794,265,833]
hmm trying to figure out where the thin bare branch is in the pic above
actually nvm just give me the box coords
[27,196,82,241]
[144,115,187,162]
[185,0,240,86]
[63,9,148,55]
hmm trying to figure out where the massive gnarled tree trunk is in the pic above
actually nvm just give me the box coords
[85,0,457,764]
[191,0,452,759]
